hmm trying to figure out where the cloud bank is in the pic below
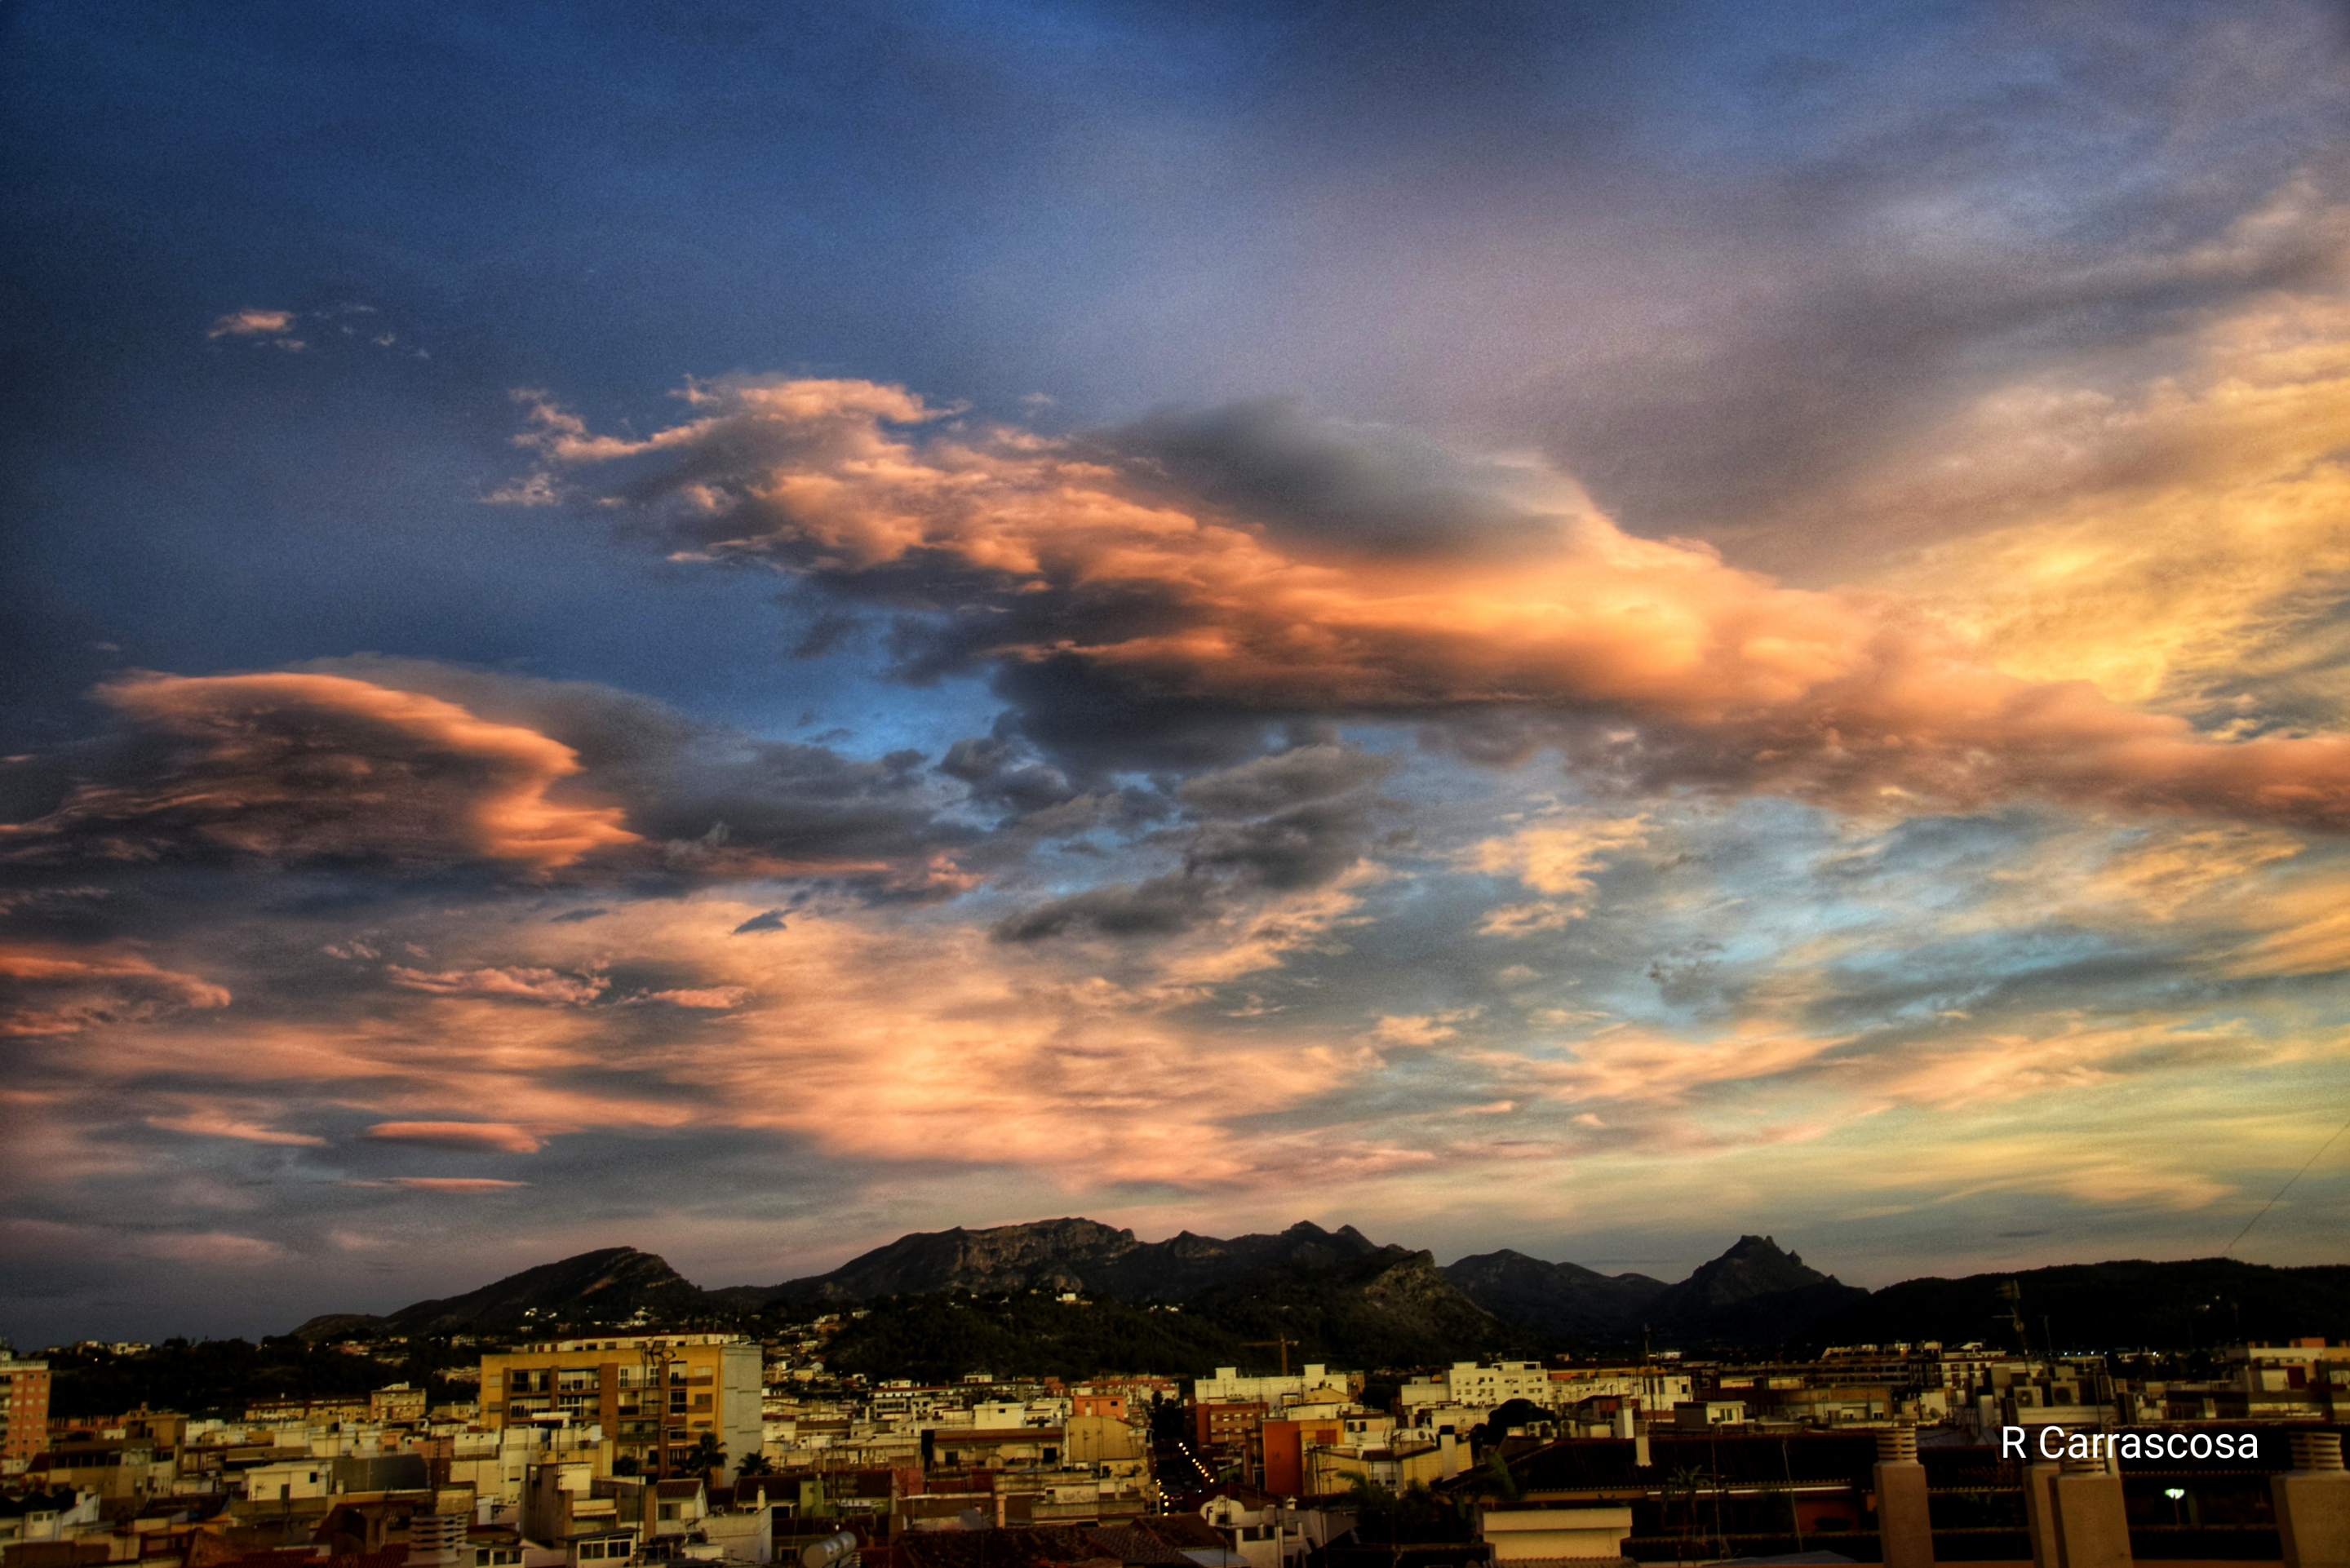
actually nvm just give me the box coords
[499,376,2350,831]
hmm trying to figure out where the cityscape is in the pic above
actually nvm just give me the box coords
[6,5,2350,1568]
[1,1218,2346,1568]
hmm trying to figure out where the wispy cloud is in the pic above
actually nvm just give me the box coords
[206,309,294,339]
[386,966,609,1004]
[363,1121,546,1154]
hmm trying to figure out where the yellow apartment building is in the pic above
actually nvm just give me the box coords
[479,1335,760,1482]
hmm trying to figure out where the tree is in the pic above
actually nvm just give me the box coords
[736,1452,774,1478]
[1665,1465,1712,1566]
[681,1433,726,1482]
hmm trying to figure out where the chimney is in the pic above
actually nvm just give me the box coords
[2274,1432,2348,1568]
[2290,1433,2344,1473]
[1873,1427,1931,1568]
[2022,1463,2060,1568]
[2026,1451,2129,1568]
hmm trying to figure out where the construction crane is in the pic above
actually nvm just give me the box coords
[1242,1334,1299,1376]
[1997,1280,2028,1353]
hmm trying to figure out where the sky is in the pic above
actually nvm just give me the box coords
[5,0,2350,1345]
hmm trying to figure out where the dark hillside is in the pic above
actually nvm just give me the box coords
[1181,1247,1526,1367]
[1441,1249,1668,1340]
[821,1293,1241,1381]
[1808,1256,2350,1350]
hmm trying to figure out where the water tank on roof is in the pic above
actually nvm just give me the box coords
[801,1530,859,1568]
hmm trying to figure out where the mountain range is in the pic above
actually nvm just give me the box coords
[715,1216,1397,1307]
[290,1218,2350,1369]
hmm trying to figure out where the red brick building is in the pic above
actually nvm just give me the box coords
[1,1354,51,1467]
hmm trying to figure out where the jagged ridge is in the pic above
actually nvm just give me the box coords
[1437,1234,1864,1347]
[713,1217,1393,1306]
[292,1225,2349,1361]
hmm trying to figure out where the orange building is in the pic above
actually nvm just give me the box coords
[1258,1414,1346,1497]
[0,1353,51,1467]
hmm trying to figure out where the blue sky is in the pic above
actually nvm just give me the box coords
[5,0,2350,1343]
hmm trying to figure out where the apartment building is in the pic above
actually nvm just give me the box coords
[1426,1362,1557,1408]
[1191,1365,1352,1405]
[0,1354,52,1469]
[1550,1366,1694,1410]
[371,1385,429,1424]
[1399,1362,1692,1423]
[481,1335,760,1481]
[2161,1340,2347,1422]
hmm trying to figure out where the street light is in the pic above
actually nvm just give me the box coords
[2164,1488,2186,1528]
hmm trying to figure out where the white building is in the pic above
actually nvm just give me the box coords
[1192,1364,1350,1405]
[1199,1495,1353,1568]
[0,1489,102,1547]
[241,1459,334,1502]
[1548,1367,1693,1411]
[1479,1505,1634,1564]
[1399,1363,1557,1415]
[1672,1402,1747,1428]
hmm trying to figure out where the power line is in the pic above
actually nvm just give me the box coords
[2222,1112,2350,1256]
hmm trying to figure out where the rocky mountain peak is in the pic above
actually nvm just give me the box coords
[1675,1233,1834,1308]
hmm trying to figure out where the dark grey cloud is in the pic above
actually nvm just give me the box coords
[982,653,1276,786]
[993,870,1217,942]
[1092,398,1576,558]
[1174,742,1395,816]
[993,742,1393,941]
[937,733,1080,818]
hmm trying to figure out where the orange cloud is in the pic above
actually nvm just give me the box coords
[46,893,1399,1193]
[363,1121,546,1154]
[2,672,637,870]
[207,308,294,338]
[638,986,751,1008]
[386,966,609,1004]
[1874,295,2350,710]
[147,1109,325,1146]
[0,944,231,1037]
[511,377,2350,831]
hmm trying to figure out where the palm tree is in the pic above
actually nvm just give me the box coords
[1665,1465,1711,1567]
[681,1432,726,1482]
